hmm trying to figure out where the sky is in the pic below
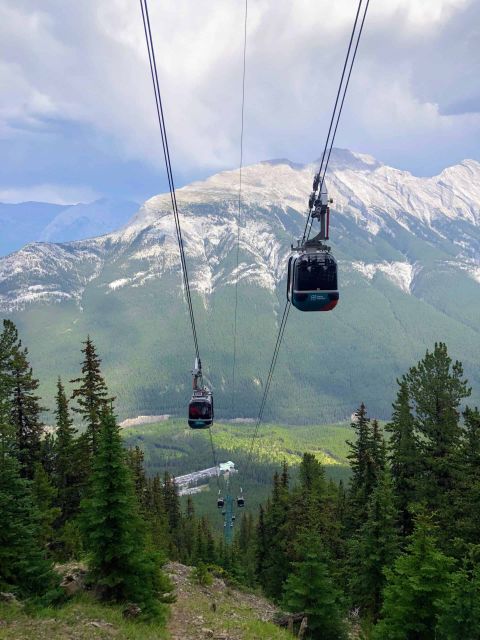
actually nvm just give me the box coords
[0,0,479,204]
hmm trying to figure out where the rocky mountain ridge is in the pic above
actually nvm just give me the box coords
[1,149,479,422]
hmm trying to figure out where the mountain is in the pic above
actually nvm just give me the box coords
[0,198,139,255]
[1,149,479,422]
[38,198,139,243]
[0,202,68,255]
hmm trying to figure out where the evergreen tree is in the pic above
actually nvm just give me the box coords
[182,496,196,562]
[31,462,61,549]
[53,378,79,522]
[146,474,170,555]
[373,516,455,640]
[126,445,148,513]
[260,470,290,599]
[386,381,419,537]
[0,320,17,457]
[348,468,399,621]
[70,337,113,454]
[454,407,480,545]
[162,471,183,557]
[404,343,470,519]
[436,549,480,639]
[80,408,172,616]
[283,535,347,640]
[0,453,58,598]
[256,504,268,584]
[10,343,45,478]
[347,403,380,529]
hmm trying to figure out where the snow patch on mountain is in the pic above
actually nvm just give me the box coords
[1,150,480,312]
[351,261,416,294]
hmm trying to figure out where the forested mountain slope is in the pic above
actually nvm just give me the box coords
[1,149,479,421]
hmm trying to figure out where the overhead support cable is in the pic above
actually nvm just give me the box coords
[139,0,200,360]
[242,0,371,478]
[139,0,220,476]
[302,0,371,244]
[231,0,248,417]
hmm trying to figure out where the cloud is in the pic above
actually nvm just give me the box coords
[0,183,99,205]
[0,0,479,195]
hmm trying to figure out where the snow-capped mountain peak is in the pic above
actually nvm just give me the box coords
[1,149,479,313]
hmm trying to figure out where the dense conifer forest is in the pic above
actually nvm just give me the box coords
[1,317,480,637]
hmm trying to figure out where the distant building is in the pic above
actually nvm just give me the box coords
[174,461,236,496]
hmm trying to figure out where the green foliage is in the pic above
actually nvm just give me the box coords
[0,454,58,599]
[0,320,17,455]
[454,407,480,545]
[436,549,480,639]
[347,404,384,531]
[348,468,399,621]
[373,516,455,640]
[404,343,470,519]
[283,536,347,640]
[80,408,172,618]
[60,519,84,559]
[31,462,61,549]
[53,377,81,523]
[70,337,114,454]
[190,562,213,586]
[10,339,46,479]
[386,381,419,537]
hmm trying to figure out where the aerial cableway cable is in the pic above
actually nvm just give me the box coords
[243,0,370,476]
[139,0,220,472]
[231,0,248,417]
[139,0,200,360]
[243,300,291,477]
[302,0,371,244]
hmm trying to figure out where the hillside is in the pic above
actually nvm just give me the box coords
[122,418,352,525]
[0,563,290,640]
[1,149,480,422]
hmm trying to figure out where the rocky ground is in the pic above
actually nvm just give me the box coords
[165,562,288,640]
[0,563,290,640]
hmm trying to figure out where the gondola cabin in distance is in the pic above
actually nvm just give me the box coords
[188,389,214,429]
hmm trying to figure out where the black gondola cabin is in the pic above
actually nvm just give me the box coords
[287,250,339,312]
[188,389,214,429]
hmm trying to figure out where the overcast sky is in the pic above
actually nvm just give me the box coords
[1,0,479,203]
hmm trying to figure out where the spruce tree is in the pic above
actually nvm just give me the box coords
[53,377,79,522]
[255,504,268,585]
[386,381,419,537]
[283,535,347,640]
[162,471,183,557]
[455,407,480,545]
[31,462,61,549]
[70,337,113,454]
[0,320,17,457]
[80,408,172,616]
[260,470,290,599]
[404,343,470,519]
[348,468,399,621]
[347,403,379,529]
[10,343,45,478]
[373,516,454,640]
[0,453,58,598]
[436,549,480,639]
[146,474,170,555]
[126,445,148,513]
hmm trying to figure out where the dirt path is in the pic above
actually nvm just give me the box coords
[165,562,287,640]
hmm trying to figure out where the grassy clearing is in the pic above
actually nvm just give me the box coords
[0,594,168,640]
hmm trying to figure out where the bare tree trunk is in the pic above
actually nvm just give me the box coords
[298,616,308,639]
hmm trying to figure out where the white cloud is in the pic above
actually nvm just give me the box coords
[0,0,479,178]
[0,184,99,204]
